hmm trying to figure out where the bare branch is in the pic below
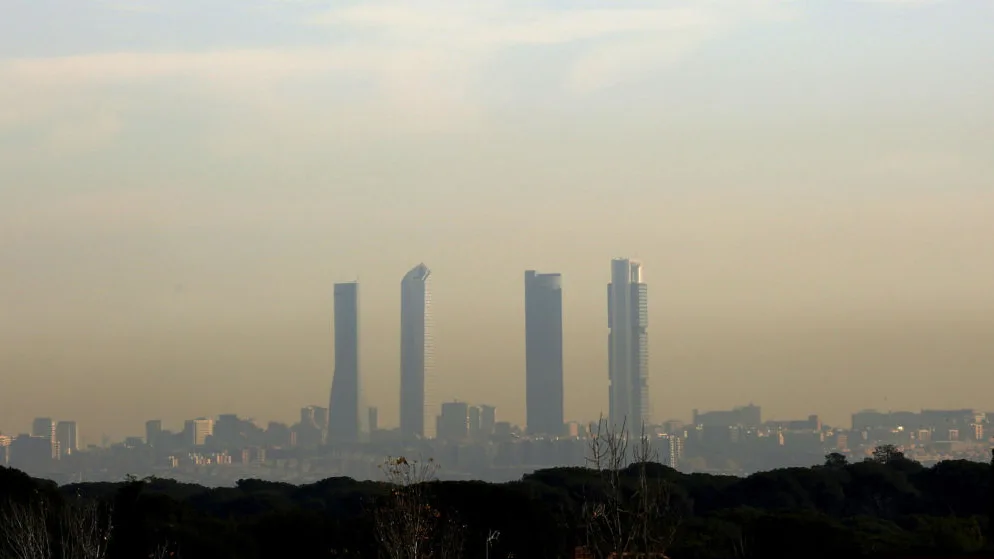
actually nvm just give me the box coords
[583,416,681,559]
[1,499,52,559]
[148,542,178,559]
[373,456,460,559]
[58,498,112,559]
[1,494,113,559]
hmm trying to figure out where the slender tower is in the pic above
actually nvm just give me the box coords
[400,263,432,439]
[328,282,360,443]
[525,270,564,436]
[607,258,649,432]
[55,421,78,458]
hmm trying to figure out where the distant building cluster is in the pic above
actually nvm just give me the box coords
[0,417,78,473]
[3,258,993,485]
[849,408,989,449]
[3,403,992,485]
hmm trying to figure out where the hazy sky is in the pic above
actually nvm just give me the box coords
[2,0,993,443]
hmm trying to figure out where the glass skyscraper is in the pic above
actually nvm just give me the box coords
[328,282,360,443]
[607,258,649,432]
[400,264,432,439]
[525,270,564,436]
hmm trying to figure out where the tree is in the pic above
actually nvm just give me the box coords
[148,542,178,559]
[871,445,905,464]
[0,496,112,559]
[373,456,463,559]
[989,449,994,550]
[583,416,680,559]
[1,499,52,559]
[57,498,113,559]
[824,453,848,468]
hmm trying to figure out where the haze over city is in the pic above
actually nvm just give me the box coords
[2,0,994,445]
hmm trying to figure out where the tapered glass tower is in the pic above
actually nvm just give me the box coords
[400,264,432,439]
[328,282,360,443]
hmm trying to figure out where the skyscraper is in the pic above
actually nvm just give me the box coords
[607,258,650,432]
[437,401,470,442]
[400,264,432,439]
[368,406,379,433]
[296,406,325,447]
[479,405,496,440]
[145,419,162,448]
[328,282,360,443]
[468,406,482,441]
[525,270,564,436]
[55,421,78,458]
[31,417,55,440]
[185,418,214,447]
[31,417,56,459]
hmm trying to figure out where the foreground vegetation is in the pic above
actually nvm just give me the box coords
[1,444,992,559]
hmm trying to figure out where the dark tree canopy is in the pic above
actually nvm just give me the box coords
[825,452,848,468]
[1,456,993,559]
[871,444,906,464]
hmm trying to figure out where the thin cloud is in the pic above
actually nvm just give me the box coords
[850,0,944,4]
[1,2,790,96]
[310,4,716,47]
[307,2,778,94]
[1,48,367,85]
[566,34,708,94]
[44,109,122,155]
[96,1,162,13]
[0,0,794,158]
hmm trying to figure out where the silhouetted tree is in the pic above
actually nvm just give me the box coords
[871,444,905,464]
[824,453,847,468]
[989,449,994,549]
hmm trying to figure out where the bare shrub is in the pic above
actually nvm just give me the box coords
[373,456,463,559]
[1,497,112,559]
[148,542,178,559]
[1,500,52,559]
[583,417,680,559]
[58,498,112,559]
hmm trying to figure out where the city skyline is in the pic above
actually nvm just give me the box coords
[4,251,994,444]
[3,1,994,441]
[9,401,994,449]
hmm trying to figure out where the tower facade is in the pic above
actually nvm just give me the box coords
[437,401,470,442]
[607,258,649,432]
[55,421,78,458]
[31,417,56,459]
[400,264,432,439]
[328,282,360,443]
[525,270,564,436]
[145,420,162,448]
[185,418,214,446]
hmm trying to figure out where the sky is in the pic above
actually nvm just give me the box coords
[1,0,993,443]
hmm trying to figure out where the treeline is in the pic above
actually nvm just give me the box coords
[1,446,993,559]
